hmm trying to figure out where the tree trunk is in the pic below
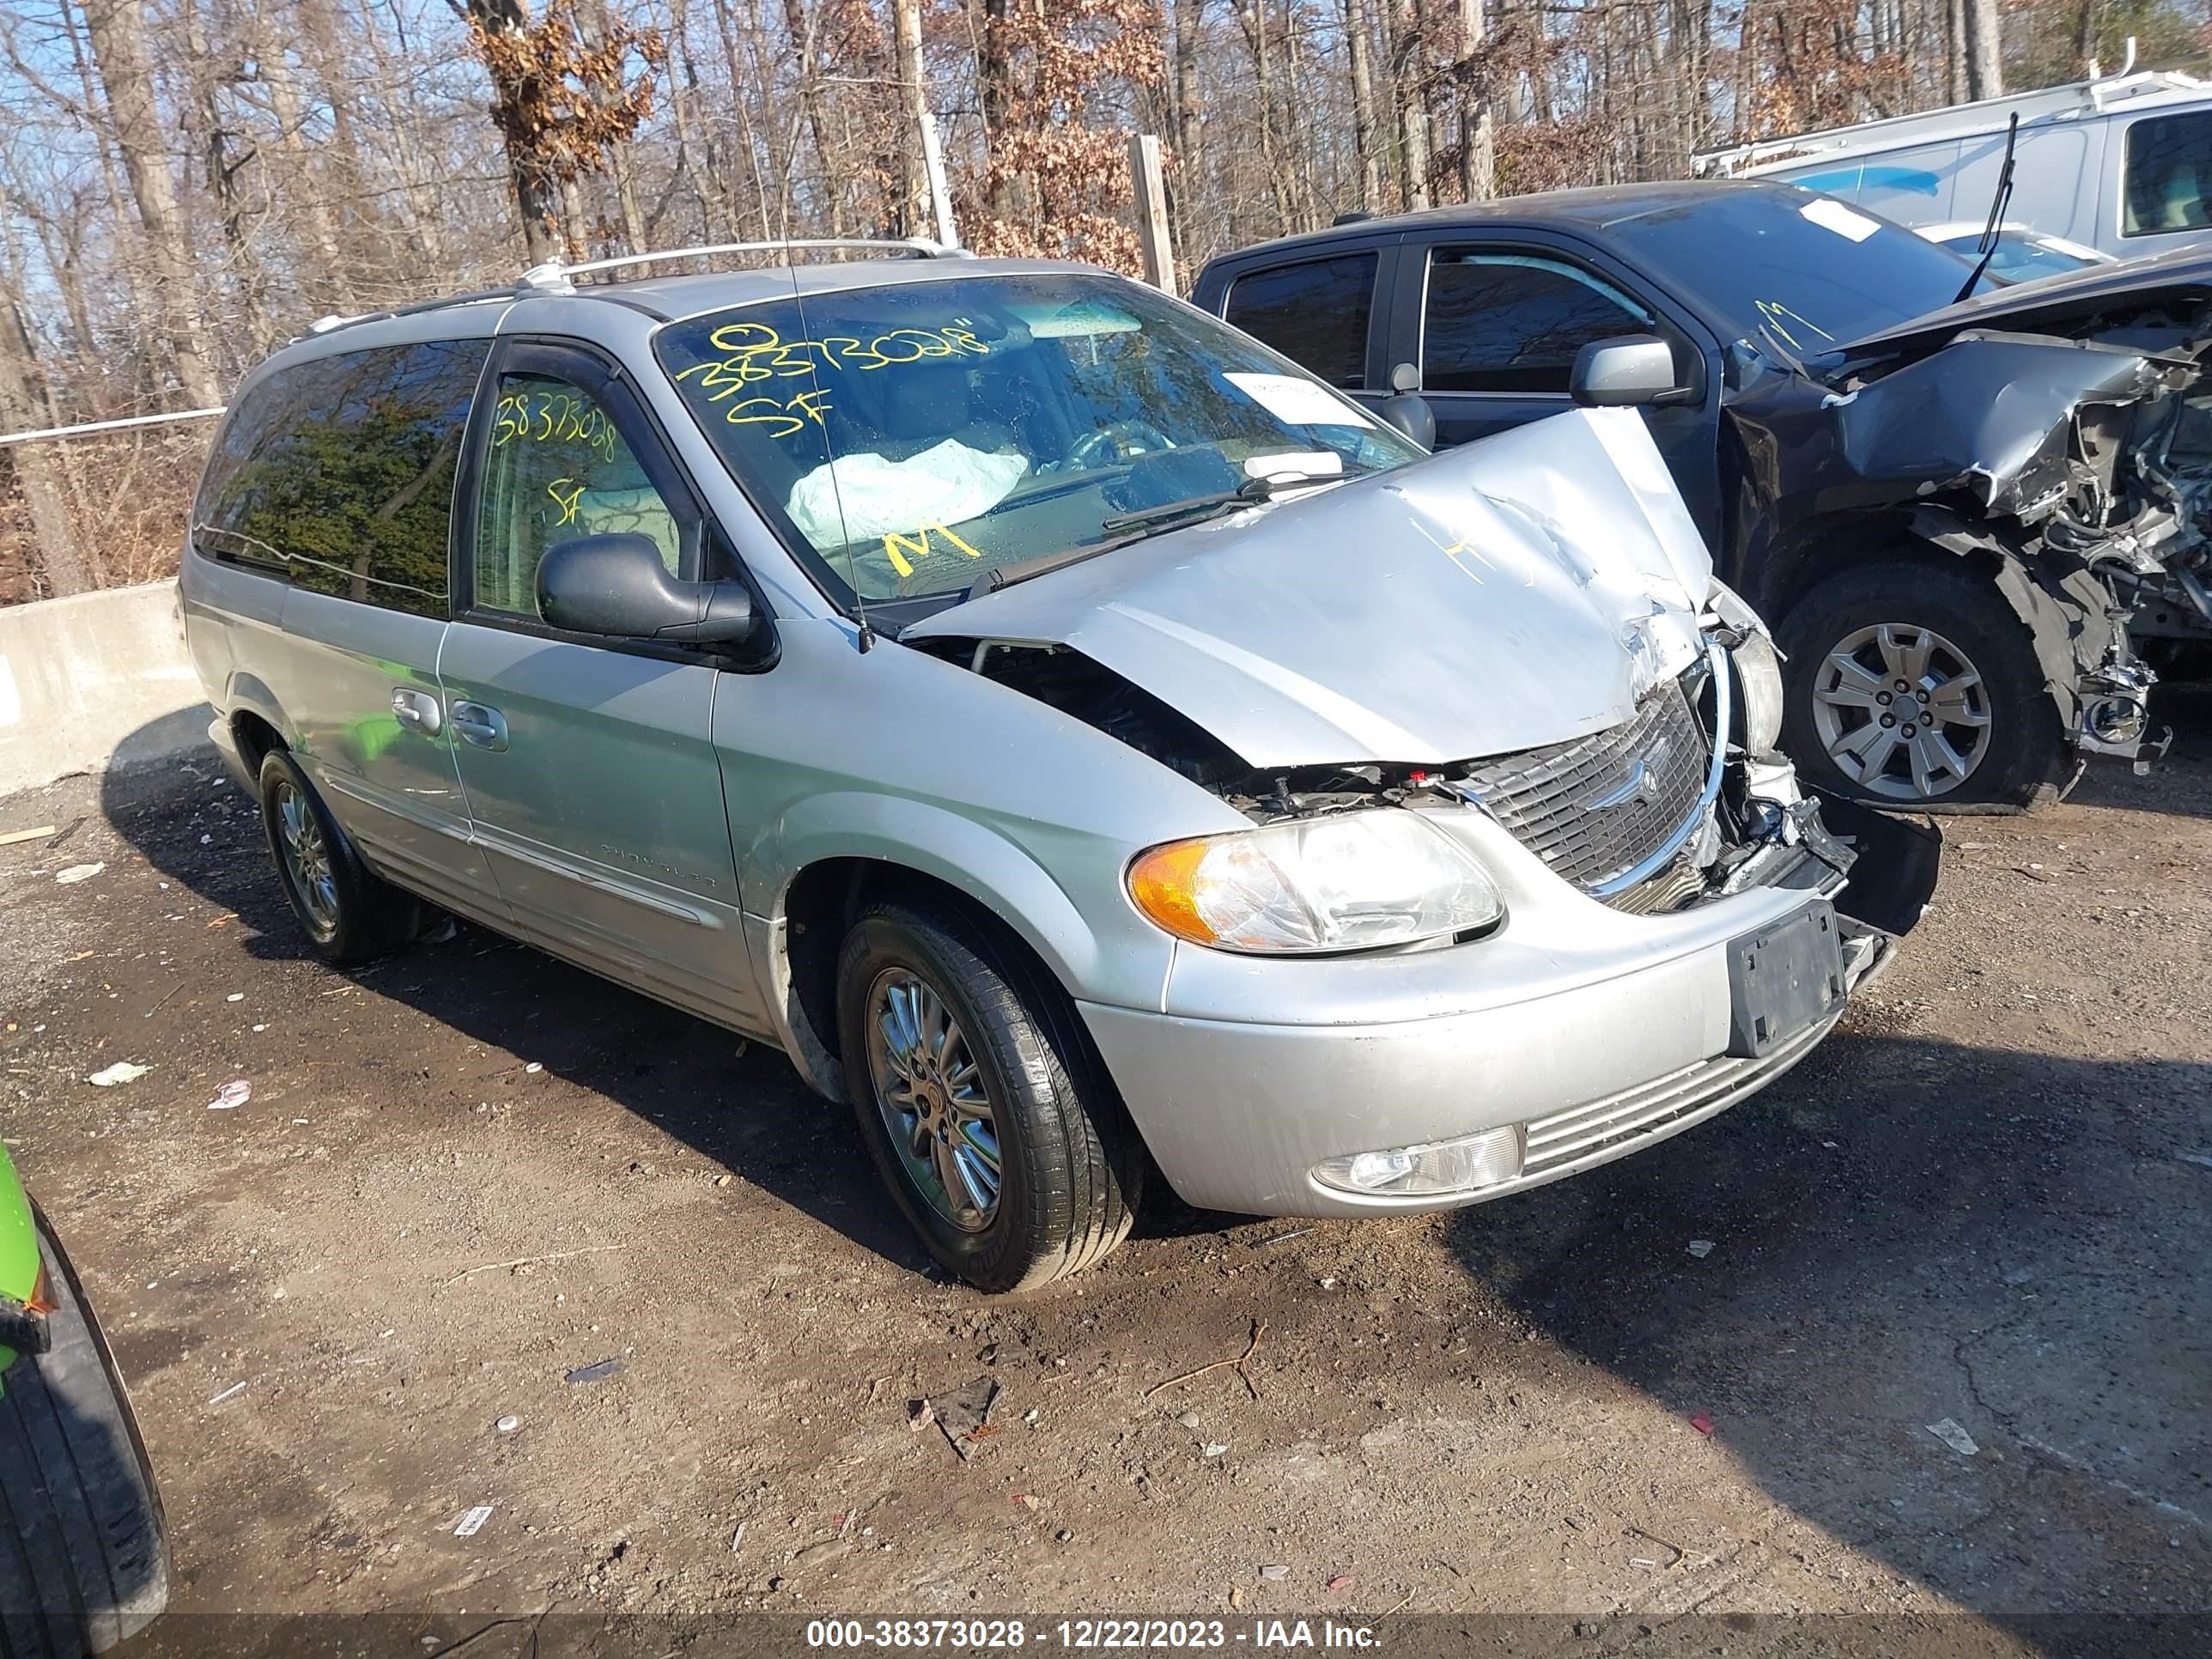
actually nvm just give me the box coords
[1392,0,1430,210]
[2071,0,2096,73]
[79,0,223,406]
[1243,0,1297,231]
[1964,0,2002,100]
[465,0,568,264]
[1456,0,1492,199]
[665,0,732,240]
[1173,0,1208,240]
[181,0,268,356]
[1345,0,1383,210]
[892,0,929,235]
[0,298,96,597]
[780,0,846,234]
[252,18,357,311]
[579,0,649,252]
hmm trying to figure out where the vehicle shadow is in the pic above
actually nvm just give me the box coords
[1443,1027,2212,1628]
[96,744,939,1281]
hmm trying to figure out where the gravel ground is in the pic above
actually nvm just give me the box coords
[0,690,2206,1656]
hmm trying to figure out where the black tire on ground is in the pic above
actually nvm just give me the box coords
[0,1213,167,1659]
[1777,556,2067,813]
[836,902,1144,1293]
[256,749,420,964]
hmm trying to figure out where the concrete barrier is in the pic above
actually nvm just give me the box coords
[0,580,209,797]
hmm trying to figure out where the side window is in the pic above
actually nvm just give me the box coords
[2124,112,2212,236]
[475,369,688,618]
[1223,252,1377,389]
[1421,249,1653,395]
[192,341,484,617]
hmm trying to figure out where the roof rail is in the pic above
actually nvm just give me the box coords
[301,237,972,340]
[518,236,972,292]
[305,287,516,336]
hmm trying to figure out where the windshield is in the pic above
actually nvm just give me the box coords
[653,273,1422,605]
[1932,230,2100,285]
[1606,189,1994,354]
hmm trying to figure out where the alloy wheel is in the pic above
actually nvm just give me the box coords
[273,781,340,934]
[1809,622,1993,801]
[864,967,1002,1232]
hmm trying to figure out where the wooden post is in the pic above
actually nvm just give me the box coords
[1129,133,1177,295]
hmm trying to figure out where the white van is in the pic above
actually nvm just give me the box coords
[1696,52,2212,261]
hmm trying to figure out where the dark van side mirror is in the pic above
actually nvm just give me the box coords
[1376,392,1435,449]
[536,533,771,661]
[1571,335,1686,408]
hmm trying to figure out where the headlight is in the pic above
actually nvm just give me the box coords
[1126,810,1503,955]
[1734,629,1785,755]
[1710,580,1784,755]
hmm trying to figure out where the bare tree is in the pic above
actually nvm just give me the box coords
[79,0,223,404]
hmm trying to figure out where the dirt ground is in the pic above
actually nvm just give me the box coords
[2,690,2208,1657]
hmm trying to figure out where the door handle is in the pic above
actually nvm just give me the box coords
[450,701,509,752]
[390,688,442,735]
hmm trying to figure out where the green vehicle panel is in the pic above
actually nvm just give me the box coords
[0,1139,43,1380]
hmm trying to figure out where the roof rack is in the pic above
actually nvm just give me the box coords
[520,236,970,292]
[304,236,970,337]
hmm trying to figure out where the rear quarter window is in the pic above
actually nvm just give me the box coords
[1222,252,1377,389]
[193,339,488,617]
[2124,110,2212,236]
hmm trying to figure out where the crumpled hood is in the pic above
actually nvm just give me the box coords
[1819,334,2174,518]
[904,408,1715,769]
[1824,243,2212,368]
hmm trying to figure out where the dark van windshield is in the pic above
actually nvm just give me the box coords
[1607,188,1990,354]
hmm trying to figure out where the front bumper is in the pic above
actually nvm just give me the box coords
[1080,805,1911,1218]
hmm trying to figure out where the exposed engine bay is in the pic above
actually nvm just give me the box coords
[1812,282,2212,773]
[899,404,1942,938]
[912,627,1940,939]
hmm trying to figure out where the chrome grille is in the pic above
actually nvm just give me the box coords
[1458,683,1711,895]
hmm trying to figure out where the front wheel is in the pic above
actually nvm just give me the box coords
[836,902,1142,1292]
[1778,558,2066,812]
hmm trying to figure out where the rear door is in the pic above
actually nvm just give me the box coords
[1212,242,1396,416]
[438,338,763,1033]
[195,339,501,919]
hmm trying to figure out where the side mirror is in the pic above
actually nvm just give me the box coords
[536,532,769,658]
[1376,392,1435,449]
[1571,334,1686,408]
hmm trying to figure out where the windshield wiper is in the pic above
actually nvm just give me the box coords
[1954,112,2021,305]
[1098,475,1274,535]
[963,467,1363,600]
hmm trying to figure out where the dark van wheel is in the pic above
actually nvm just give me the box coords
[257,750,419,963]
[0,1212,167,1658]
[1778,558,2065,812]
[836,902,1143,1293]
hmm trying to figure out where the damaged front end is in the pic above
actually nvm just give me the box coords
[1814,310,2212,776]
[906,409,1939,952]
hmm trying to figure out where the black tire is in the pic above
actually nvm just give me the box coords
[1778,556,2066,813]
[256,750,419,964]
[836,902,1143,1293]
[0,1212,167,1659]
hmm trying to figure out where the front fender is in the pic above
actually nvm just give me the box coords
[752,791,1173,1013]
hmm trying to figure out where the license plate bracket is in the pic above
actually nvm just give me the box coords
[1726,900,1845,1059]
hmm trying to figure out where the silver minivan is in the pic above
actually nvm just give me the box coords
[180,244,1937,1291]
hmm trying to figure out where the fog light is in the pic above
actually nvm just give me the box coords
[2085,695,2148,745]
[1313,1124,1526,1197]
